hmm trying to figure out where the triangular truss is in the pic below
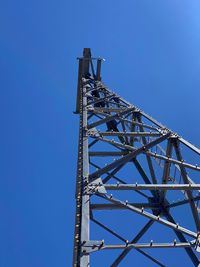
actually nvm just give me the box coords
[73,48,200,267]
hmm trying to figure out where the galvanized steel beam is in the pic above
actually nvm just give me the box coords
[73,48,200,267]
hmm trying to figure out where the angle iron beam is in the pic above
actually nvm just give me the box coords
[164,211,200,266]
[94,184,200,191]
[100,81,134,107]
[137,114,157,185]
[89,161,126,184]
[132,159,157,198]
[87,93,116,107]
[117,117,160,131]
[179,137,200,156]
[92,131,161,137]
[87,107,135,129]
[99,193,197,238]
[167,195,200,208]
[91,218,126,242]
[89,151,126,157]
[146,150,200,171]
[96,59,102,80]
[89,135,134,151]
[160,139,174,201]
[79,82,90,266]
[140,111,167,130]
[89,107,133,113]
[135,248,166,267]
[94,242,195,250]
[91,135,200,171]
[91,203,160,210]
[89,133,171,180]
[110,220,154,267]
[102,163,126,184]
[174,140,200,232]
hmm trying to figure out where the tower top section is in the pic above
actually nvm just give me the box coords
[75,48,104,113]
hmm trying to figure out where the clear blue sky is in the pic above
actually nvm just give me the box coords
[1,1,200,266]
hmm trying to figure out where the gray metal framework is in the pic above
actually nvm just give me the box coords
[72,48,200,267]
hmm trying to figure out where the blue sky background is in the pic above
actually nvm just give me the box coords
[1,1,200,266]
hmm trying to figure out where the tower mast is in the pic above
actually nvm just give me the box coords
[73,48,200,267]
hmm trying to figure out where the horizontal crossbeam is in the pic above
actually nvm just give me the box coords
[99,242,195,250]
[89,131,161,137]
[82,240,196,253]
[91,203,160,210]
[93,184,200,191]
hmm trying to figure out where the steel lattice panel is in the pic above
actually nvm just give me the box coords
[72,48,200,267]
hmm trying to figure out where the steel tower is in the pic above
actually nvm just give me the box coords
[73,48,200,267]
